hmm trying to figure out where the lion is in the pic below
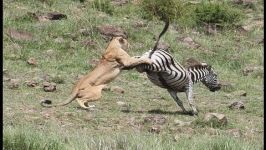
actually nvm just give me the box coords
[40,36,153,109]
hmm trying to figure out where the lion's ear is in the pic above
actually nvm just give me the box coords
[119,37,125,44]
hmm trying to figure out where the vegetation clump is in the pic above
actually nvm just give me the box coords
[93,0,114,15]
[141,0,184,22]
[194,1,244,28]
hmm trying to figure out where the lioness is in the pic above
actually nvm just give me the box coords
[40,36,153,109]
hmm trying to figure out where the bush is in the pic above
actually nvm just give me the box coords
[194,1,244,28]
[140,0,185,22]
[92,0,114,15]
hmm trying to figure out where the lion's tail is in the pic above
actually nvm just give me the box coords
[40,93,77,108]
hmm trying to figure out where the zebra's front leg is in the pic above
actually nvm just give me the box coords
[185,80,198,115]
[168,90,189,114]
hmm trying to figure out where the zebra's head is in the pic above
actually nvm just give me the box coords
[201,65,221,92]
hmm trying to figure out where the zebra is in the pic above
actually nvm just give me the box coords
[135,48,221,115]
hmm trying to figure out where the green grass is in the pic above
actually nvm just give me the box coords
[3,0,263,149]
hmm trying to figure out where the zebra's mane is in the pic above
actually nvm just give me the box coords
[187,63,209,70]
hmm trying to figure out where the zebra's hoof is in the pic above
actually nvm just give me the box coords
[187,110,198,116]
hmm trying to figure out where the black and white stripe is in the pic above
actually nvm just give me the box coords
[136,49,221,115]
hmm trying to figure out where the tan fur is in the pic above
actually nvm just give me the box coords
[41,36,152,109]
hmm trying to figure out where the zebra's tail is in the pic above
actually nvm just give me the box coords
[149,19,170,58]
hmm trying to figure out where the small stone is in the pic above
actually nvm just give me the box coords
[7,28,33,41]
[117,101,126,106]
[8,79,20,89]
[204,113,228,125]
[174,119,192,126]
[54,37,64,43]
[231,90,247,96]
[110,86,125,94]
[3,77,11,82]
[148,125,161,134]
[79,29,91,36]
[132,21,147,28]
[242,66,263,76]
[111,0,128,6]
[46,12,67,20]
[27,57,37,65]
[3,69,8,74]
[226,128,242,138]
[97,25,127,38]
[206,128,218,135]
[25,80,39,87]
[229,101,245,109]
[183,37,194,43]
[43,81,56,92]
[143,115,166,125]
[82,39,96,47]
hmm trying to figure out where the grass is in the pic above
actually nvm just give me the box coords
[3,0,263,149]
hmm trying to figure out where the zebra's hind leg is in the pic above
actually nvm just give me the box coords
[168,90,188,114]
[185,80,198,115]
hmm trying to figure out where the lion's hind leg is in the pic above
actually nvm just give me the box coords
[77,84,106,109]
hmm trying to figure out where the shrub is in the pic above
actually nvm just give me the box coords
[194,1,244,28]
[140,0,185,22]
[92,0,114,15]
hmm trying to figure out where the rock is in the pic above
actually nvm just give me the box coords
[54,37,64,43]
[183,37,193,43]
[43,81,56,92]
[27,57,37,66]
[111,0,128,6]
[237,26,249,35]
[226,128,242,138]
[25,80,39,87]
[203,23,217,35]
[258,38,264,44]
[232,0,255,7]
[32,11,67,22]
[132,21,147,28]
[97,25,127,38]
[242,65,263,76]
[7,28,33,41]
[206,128,218,135]
[231,90,247,96]
[229,101,245,109]
[204,113,228,125]
[82,39,96,47]
[45,12,67,20]
[179,37,201,49]
[44,49,56,58]
[8,79,20,89]
[174,119,192,126]
[148,125,161,134]
[79,29,91,36]
[3,77,11,82]
[117,101,126,106]
[110,86,125,94]
[143,115,166,125]
[3,69,8,75]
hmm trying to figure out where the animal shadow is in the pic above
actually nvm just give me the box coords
[121,109,194,116]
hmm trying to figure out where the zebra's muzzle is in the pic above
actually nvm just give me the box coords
[209,84,221,92]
